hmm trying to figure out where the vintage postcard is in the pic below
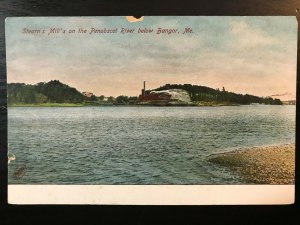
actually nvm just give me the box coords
[6,16,296,204]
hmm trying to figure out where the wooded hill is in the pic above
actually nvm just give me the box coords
[153,84,282,105]
[8,80,86,104]
[7,80,282,105]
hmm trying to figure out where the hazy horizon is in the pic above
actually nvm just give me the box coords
[6,16,297,101]
[6,79,296,101]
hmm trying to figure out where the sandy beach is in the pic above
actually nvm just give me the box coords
[209,144,295,184]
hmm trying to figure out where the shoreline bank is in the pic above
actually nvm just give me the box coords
[209,143,295,184]
[7,103,291,107]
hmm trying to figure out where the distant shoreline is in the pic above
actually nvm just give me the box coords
[209,143,295,184]
[8,81,285,107]
[7,103,293,107]
[8,103,85,107]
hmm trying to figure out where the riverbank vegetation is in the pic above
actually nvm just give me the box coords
[8,80,282,106]
[153,84,282,105]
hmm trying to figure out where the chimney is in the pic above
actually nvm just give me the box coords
[142,81,146,96]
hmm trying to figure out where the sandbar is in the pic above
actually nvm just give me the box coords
[209,144,295,184]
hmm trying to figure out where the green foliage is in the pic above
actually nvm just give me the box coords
[35,80,84,103]
[107,96,115,102]
[8,80,85,105]
[84,94,98,102]
[115,95,129,104]
[115,96,138,104]
[8,81,283,106]
[8,83,48,104]
[153,84,282,105]
[9,103,83,107]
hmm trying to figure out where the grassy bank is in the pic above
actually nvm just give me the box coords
[8,103,84,107]
[8,101,277,107]
[8,101,239,107]
[195,101,240,106]
[209,144,295,184]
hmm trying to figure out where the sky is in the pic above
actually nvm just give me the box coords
[5,16,297,100]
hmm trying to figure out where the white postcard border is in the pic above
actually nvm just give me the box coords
[8,185,294,205]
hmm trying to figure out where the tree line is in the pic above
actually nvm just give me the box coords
[8,81,85,104]
[7,80,282,105]
[153,84,282,105]
[7,80,137,105]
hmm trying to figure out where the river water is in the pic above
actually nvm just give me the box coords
[8,105,295,184]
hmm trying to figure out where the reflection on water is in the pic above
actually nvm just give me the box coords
[8,105,295,184]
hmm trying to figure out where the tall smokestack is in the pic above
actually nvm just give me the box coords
[141,81,146,96]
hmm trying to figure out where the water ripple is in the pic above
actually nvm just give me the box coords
[8,105,295,184]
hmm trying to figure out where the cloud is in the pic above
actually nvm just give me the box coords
[228,20,278,49]
[5,17,297,98]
